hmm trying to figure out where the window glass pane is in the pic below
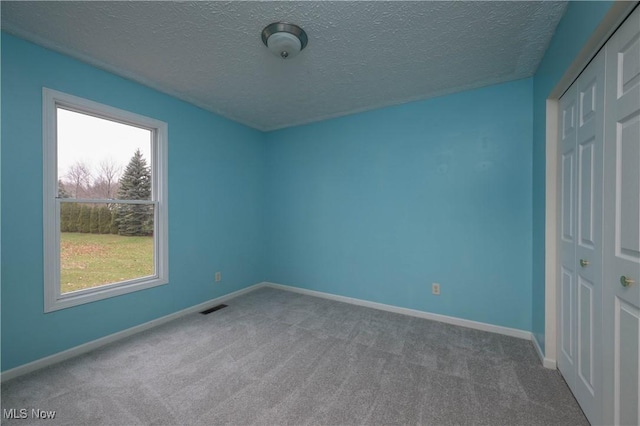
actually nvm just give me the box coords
[60,202,155,294]
[57,108,152,200]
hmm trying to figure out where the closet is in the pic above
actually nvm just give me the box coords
[558,7,639,426]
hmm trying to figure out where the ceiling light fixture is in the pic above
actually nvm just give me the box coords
[261,22,308,59]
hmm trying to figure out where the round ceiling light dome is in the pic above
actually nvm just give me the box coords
[261,22,308,59]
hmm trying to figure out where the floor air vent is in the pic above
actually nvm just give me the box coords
[200,304,228,315]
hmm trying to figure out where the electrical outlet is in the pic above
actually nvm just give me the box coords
[215,272,221,282]
[432,283,440,295]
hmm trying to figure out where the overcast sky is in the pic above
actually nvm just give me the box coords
[57,108,152,182]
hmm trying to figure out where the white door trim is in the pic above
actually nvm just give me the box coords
[545,1,638,365]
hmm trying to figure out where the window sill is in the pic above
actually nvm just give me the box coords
[44,277,168,313]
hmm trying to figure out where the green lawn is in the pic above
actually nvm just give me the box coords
[60,232,154,294]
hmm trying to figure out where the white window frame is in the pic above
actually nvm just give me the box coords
[43,88,168,313]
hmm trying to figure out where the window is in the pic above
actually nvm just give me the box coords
[43,88,168,312]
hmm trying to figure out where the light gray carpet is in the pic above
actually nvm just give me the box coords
[1,287,588,425]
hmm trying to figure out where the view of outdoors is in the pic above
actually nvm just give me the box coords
[57,108,155,294]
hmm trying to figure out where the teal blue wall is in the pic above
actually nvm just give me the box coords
[5,2,614,370]
[265,79,533,331]
[531,1,613,353]
[1,34,266,371]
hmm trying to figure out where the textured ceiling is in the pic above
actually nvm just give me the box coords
[1,1,567,131]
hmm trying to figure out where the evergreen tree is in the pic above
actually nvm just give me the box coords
[60,203,71,232]
[67,203,80,232]
[98,206,112,234]
[116,149,152,236]
[89,206,100,233]
[110,210,119,234]
[77,205,91,233]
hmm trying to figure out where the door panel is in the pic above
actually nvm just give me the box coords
[616,299,639,426]
[573,47,605,425]
[562,151,576,242]
[559,83,578,388]
[581,76,597,125]
[578,138,595,248]
[617,114,640,259]
[558,41,605,426]
[618,32,639,96]
[603,7,640,425]
[562,266,575,364]
[578,276,594,392]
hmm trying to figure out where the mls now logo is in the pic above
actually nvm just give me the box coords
[3,408,56,420]
[3,409,27,419]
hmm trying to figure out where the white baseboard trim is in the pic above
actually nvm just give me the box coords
[3,281,553,381]
[264,282,532,340]
[532,333,557,369]
[0,282,266,383]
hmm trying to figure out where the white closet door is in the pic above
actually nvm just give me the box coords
[558,82,578,390]
[574,48,605,426]
[557,48,606,426]
[603,7,640,426]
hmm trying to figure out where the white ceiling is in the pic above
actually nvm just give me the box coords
[1,1,567,131]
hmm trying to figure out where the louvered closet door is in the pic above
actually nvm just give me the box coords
[602,7,640,426]
[557,47,606,426]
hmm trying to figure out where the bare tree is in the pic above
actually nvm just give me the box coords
[65,161,92,198]
[96,158,122,199]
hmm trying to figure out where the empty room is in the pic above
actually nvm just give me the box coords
[1,1,639,425]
